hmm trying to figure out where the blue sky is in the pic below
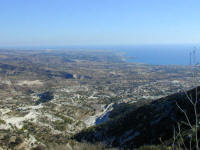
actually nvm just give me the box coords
[0,0,200,47]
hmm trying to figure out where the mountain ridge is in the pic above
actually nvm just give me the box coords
[74,86,200,149]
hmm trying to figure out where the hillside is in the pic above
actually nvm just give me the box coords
[0,50,197,149]
[75,86,200,149]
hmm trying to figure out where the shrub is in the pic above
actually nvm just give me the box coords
[0,119,5,124]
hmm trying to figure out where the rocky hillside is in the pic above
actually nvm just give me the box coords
[75,86,200,149]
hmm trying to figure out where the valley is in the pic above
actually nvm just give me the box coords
[0,49,198,149]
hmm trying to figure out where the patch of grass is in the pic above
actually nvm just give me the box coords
[55,113,74,124]
[53,120,66,131]
[0,119,6,124]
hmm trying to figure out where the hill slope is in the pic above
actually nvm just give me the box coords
[75,87,200,149]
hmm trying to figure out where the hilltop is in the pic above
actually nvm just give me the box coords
[75,86,200,149]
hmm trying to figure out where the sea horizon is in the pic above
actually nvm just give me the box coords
[0,44,199,65]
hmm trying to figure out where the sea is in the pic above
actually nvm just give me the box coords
[106,45,200,65]
[3,44,200,65]
[61,44,200,65]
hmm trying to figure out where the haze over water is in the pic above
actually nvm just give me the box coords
[74,45,200,65]
[112,45,200,65]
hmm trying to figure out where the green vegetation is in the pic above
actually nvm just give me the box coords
[55,113,74,124]
[53,120,66,131]
[0,119,5,124]
[0,50,198,149]
[53,114,74,131]
[74,86,200,150]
